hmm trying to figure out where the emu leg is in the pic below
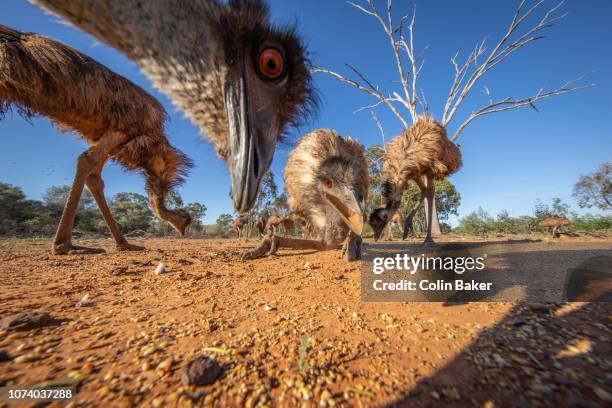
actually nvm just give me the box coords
[402,190,425,240]
[86,160,144,252]
[241,235,331,260]
[424,174,436,244]
[552,225,559,238]
[53,131,131,255]
[341,232,362,261]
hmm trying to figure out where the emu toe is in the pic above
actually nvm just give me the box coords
[53,243,106,255]
[116,242,145,252]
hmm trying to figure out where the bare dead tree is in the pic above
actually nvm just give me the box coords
[314,0,592,236]
[441,0,593,141]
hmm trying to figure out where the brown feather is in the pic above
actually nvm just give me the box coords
[284,129,368,241]
[538,217,570,228]
[0,24,191,219]
[381,115,462,203]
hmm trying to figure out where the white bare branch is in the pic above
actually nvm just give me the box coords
[311,66,409,128]
[314,0,428,126]
[371,111,387,149]
[451,75,594,141]
[442,0,572,129]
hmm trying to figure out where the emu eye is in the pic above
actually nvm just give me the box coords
[257,47,284,80]
[324,179,333,189]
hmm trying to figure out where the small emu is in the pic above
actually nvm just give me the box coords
[538,217,570,238]
[0,25,191,254]
[233,215,248,240]
[254,217,267,237]
[265,215,282,235]
[280,217,295,236]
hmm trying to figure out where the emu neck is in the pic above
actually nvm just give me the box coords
[321,202,350,246]
[380,180,403,212]
[32,0,228,155]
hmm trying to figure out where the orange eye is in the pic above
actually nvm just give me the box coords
[258,47,284,79]
[324,179,333,189]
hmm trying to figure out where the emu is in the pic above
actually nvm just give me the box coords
[242,129,367,261]
[0,25,191,255]
[32,0,316,213]
[265,215,281,235]
[369,116,461,244]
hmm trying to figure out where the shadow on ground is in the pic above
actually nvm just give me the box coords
[386,296,612,407]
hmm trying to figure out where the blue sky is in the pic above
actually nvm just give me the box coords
[1,0,610,225]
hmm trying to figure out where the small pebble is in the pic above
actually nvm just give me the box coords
[180,355,221,386]
[0,350,12,362]
[110,267,127,276]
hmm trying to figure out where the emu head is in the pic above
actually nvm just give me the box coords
[316,156,366,236]
[369,207,393,241]
[369,180,400,240]
[216,0,315,212]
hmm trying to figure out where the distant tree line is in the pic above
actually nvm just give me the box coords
[3,160,608,238]
[0,182,207,237]
[455,160,610,235]
[456,198,610,235]
[215,171,290,237]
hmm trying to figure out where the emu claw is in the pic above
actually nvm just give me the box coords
[241,236,274,261]
[53,243,106,255]
[117,242,145,252]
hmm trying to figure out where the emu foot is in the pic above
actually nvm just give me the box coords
[341,232,362,261]
[53,243,106,255]
[241,236,278,260]
[402,230,415,240]
[422,237,436,246]
[116,242,145,252]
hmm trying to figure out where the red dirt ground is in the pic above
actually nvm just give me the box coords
[0,237,610,407]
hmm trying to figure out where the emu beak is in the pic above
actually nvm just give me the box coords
[225,60,275,212]
[325,186,365,236]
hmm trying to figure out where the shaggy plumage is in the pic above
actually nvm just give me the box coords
[538,217,570,228]
[233,214,248,239]
[265,214,281,234]
[0,25,191,253]
[370,116,462,242]
[380,116,461,205]
[285,129,368,244]
[254,216,266,236]
[280,217,295,235]
[242,129,368,261]
[538,217,570,238]
[31,0,317,211]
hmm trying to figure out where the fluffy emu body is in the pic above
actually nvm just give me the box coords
[538,217,570,238]
[254,216,266,237]
[265,214,281,235]
[233,214,248,239]
[0,25,191,254]
[32,0,315,213]
[280,217,295,235]
[369,116,461,243]
[242,129,368,261]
